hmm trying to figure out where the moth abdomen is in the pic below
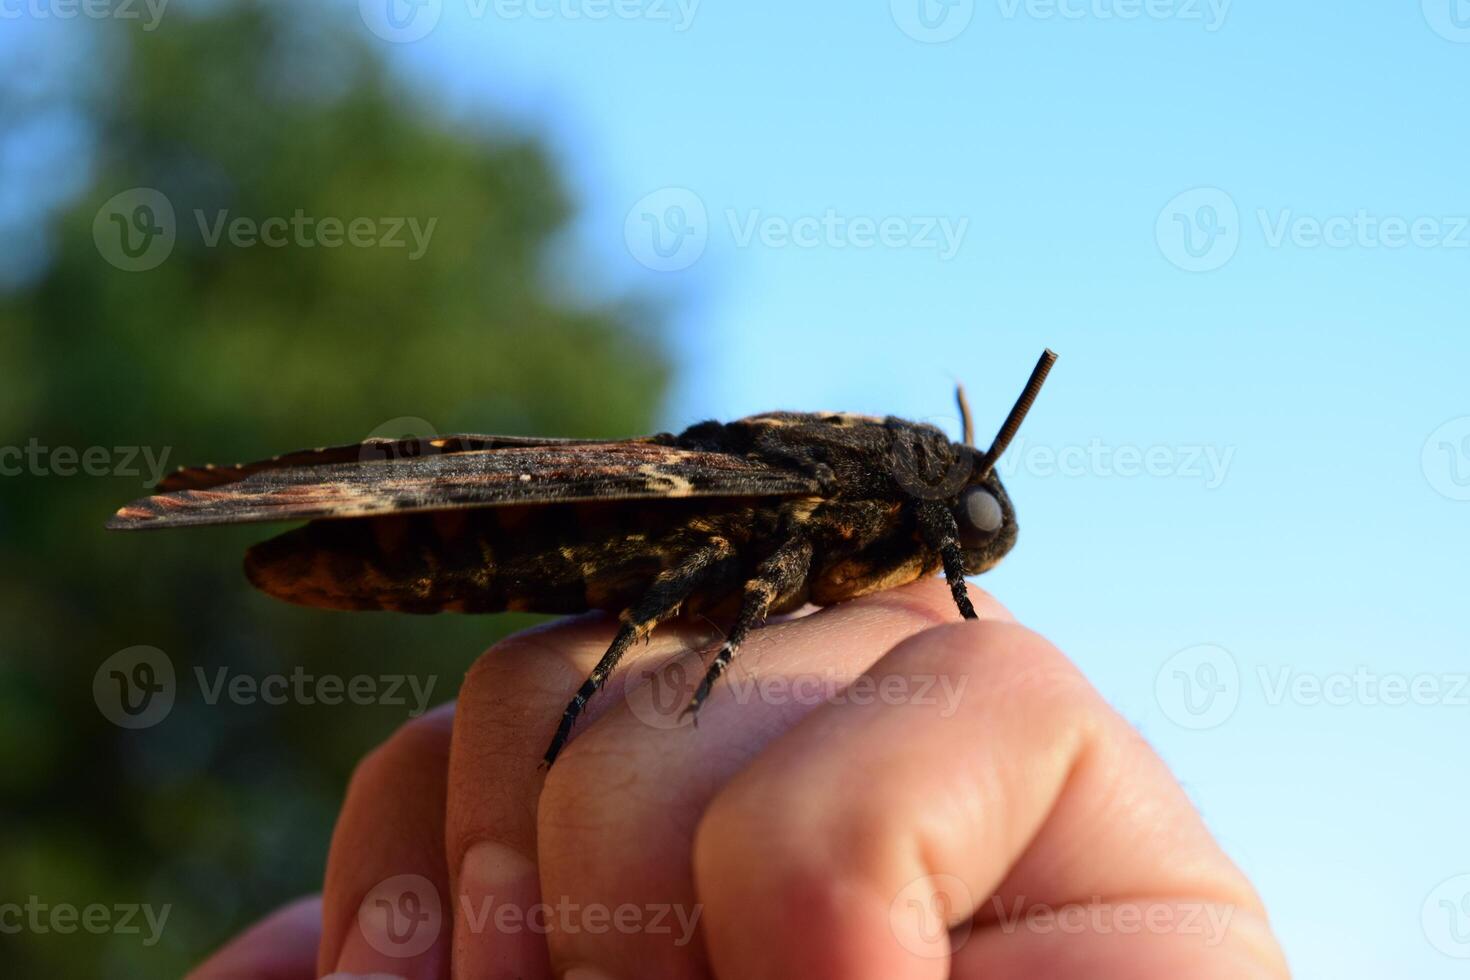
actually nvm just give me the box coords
[242,499,777,617]
[244,512,488,614]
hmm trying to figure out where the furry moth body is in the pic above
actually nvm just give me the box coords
[110,351,1057,764]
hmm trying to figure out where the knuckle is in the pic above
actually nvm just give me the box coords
[695,777,892,906]
[693,786,759,877]
[463,631,562,700]
[347,709,453,797]
[466,619,616,698]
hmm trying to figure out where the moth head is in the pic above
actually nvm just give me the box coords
[950,349,1057,575]
[953,470,1017,574]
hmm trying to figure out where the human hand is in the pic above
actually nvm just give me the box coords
[189,577,1289,979]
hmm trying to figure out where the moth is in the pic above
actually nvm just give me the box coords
[109,350,1057,765]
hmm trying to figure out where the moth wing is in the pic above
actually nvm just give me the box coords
[109,443,820,530]
[154,434,671,492]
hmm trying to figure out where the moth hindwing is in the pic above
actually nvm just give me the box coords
[108,349,1057,765]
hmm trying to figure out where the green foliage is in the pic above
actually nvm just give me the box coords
[0,4,668,975]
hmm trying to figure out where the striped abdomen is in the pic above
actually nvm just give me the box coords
[242,499,777,615]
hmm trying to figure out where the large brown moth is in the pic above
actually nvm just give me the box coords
[109,350,1057,764]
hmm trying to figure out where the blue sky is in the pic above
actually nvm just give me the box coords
[375,4,1469,974]
[11,0,1470,974]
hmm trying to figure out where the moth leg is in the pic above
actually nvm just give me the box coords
[542,537,736,767]
[682,534,814,721]
[916,500,978,620]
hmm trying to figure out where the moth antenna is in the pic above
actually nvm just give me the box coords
[955,384,975,447]
[977,349,1058,477]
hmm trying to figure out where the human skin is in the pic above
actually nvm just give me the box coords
[188,577,1291,979]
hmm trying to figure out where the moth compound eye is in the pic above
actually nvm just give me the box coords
[963,487,1003,535]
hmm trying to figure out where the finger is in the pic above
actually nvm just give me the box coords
[318,704,455,980]
[186,895,321,980]
[445,577,1002,979]
[529,577,1010,978]
[446,611,707,980]
[693,620,1288,980]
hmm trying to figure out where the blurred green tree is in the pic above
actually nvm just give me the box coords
[0,2,668,975]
